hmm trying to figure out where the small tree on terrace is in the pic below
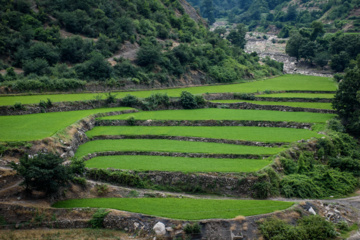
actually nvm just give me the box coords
[11,153,72,196]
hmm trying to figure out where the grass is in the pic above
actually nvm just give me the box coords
[75,139,285,157]
[0,75,336,106]
[0,107,132,142]
[52,198,294,220]
[211,100,334,110]
[100,108,336,123]
[257,93,334,98]
[85,155,272,172]
[86,126,320,143]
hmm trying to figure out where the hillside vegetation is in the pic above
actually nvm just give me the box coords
[0,0,282,92]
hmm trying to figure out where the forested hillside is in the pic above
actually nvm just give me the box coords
[0,0,282,93]
[189,0,360,32]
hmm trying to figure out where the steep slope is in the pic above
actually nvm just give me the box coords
[0,0,282,93]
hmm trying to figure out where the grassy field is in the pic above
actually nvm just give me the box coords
[100,108,335,123]
[86,126,320,143]
[257,93,334,98]
[0,75,336,106]
[0,107,132,142]
[75,139,285,157]
[85,155,272,172]
[210,100,333,109]
[52,198,294,220]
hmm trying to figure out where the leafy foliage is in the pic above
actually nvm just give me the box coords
[10,154,72,195]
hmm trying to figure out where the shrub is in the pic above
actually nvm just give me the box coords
[329,157,360,176]
[234,93,256,100]
[89,209,109,229]
[126,116,136,126]
[72,176,86,187]
[180,91,197,109]
[143,93,170,110]
[10,154,72,195]
[70,158,86,176]
[280,174,323,198]
[121,94,139,107]
[298,215,337,239]
[184,223,201,234]
[105,92,117,104]
[95,184,109,196]
[13,102,25,110]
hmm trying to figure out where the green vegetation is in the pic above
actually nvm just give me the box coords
[75,139,284,158]
[86,126,320,143]
[100,108,335,123]
[257,93,334,99]
[0,75,336,106]
[10,154,72,195]
[211,100,333,109]
[0,107,132,141]
[259,215,338,240]
[85,155,272,173]
[52,198,294,220]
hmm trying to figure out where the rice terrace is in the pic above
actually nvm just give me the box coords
[1,71,360,239]
[0,0,360,238]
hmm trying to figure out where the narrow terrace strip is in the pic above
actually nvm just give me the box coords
[90,135,285,147]
[86,126,319,144]
[210,100,333,110]
[85,155,272,172]
[75,139,285,158]
[99,109,335,123]
[83,151,270,160]
[208,102,334,113]
[0,107,134,142]
[256,93,335,98]
[52,198,295,220]
[253,97,332,103]
[97,120,314,129]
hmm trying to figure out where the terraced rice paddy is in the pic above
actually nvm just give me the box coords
[52,198,294,220]
[257,93,335,98]
[0,75,336,106]
[86,126,320,143]
[100,108,335,123]
[210,100,333,109]
[85,155,272,172]
[75,139,285,158]
[0,107,133,142]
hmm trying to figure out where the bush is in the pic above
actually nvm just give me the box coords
[105,92,117,104]
[234,93,256,100]
[184,223,201,234]
[143,93,170,110]
[280,174,323,198]
[126,116,136,126]
[70,158,86,176]
[13,102,25,110]
[89,209,109,229]
[259,215,336,240]
[121,94,139,107]
[180,91,197,109]
[329,157,360,176]
[10,154,72,195]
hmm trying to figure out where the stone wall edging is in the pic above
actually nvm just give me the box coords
[96,119,313,129]
[90,135,285,147]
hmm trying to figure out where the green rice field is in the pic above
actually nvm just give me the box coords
[210,100,333,109]
[86,126,319,143]
[0,75,336,106]
[85,155,271,172]
[100,108,335,123]
[0,107,132,142]
[52,198,294,220]
[257,93,334,98]
[75,139,285,157]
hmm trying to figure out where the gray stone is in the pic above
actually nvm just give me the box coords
[153,222,166,236]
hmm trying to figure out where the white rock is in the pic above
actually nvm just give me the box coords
[153,222,166,236]
[134,222,139,229]
[309,207,316,215]
[166,227,173,232]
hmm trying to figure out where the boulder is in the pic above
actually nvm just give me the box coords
[153,222,166,236]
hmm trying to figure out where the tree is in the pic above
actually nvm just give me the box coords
[180,91,198,109]
[286,32,303,61]
[201,0,215,25]
[226,24,247,49]
[333,57,360,136]
[136,44,162,67]
[11,154,72,195]
[330,51,349,72]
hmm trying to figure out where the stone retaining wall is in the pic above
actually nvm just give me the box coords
[85,168,259,197]
[97,119,313,129]
[208,102,335,114]
[0,202,305,239]
[83,151,267,160]
[90,135,285,147]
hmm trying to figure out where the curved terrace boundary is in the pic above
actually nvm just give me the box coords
[82,151,270,160]
[89,135,286,147]
[96,119,314,129]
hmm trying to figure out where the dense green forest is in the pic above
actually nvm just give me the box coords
[189,0,360,32]
[0,0,282,92]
